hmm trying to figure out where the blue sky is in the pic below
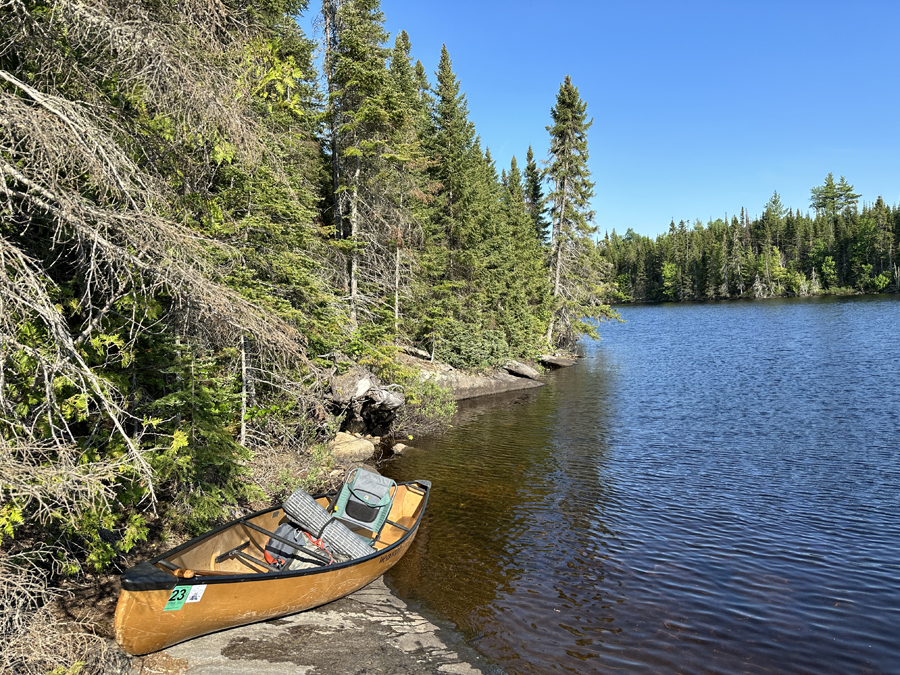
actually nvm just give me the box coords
[303,1,900,239]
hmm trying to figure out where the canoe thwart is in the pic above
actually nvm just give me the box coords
[214,540,251,564]
[231,549,280,572]
[386,519,410,532]
[406,482,428,495]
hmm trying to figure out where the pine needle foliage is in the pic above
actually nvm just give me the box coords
[545,75,619,348]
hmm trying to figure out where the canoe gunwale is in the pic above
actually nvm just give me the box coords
[121,479,430,592]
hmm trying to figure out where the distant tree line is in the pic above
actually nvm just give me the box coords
[603,174,900,302]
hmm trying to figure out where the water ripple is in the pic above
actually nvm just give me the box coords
[385,296,900,674]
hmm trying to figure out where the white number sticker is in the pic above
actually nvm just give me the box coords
[185,585,207,603]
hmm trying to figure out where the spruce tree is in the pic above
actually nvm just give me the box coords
[414,59,434,115]
[497,156,552,351]
[524,145,549,243]
[389,30,416,98]
[326,0,415,327]
[389,30,430,133]
[463,142,503,321]
[429,45,478,255]
[384,29,431,335]
[544,75,617,347]
[413,45,480,356]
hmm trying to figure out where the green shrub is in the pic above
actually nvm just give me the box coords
[434,322,511,369]
[390,374,456,437]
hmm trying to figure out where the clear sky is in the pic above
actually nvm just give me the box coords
[304,0,900,239]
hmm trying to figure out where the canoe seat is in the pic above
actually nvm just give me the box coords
[329,468,397,546]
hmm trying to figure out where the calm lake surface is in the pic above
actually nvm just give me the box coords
[382,295,900,674]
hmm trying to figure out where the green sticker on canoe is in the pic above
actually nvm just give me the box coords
[164,586,191,611]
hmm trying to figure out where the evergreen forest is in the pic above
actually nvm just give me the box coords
[604,175,900,302]
[0,0,617,668]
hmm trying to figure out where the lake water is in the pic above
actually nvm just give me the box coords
[382,295,900,674]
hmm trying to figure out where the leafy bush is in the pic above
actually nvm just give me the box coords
[389,373,456,438]
[434,322,511,369]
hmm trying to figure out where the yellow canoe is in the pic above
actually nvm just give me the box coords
[114,479,430,655]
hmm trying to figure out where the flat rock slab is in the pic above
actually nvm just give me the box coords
[395,353,544,401]
[159,577,495,675]
[539,355,578,368]
[438,370,544,401]
[503,360,541,380]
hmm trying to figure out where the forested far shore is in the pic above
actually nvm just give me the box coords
[603,175,900,302]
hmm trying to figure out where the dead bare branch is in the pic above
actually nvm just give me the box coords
[0,552,119,674]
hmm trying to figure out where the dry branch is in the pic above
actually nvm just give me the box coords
[1,0,323,548]
[0,552,118,675]
[0,0,334,668]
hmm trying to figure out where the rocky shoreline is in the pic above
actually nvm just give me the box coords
[109,354,578,674]
[327,353,576,461]
[396,351,576,401]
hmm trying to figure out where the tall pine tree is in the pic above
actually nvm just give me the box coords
[497,156,552,351]
[382,29,431,335]
[545,75,617,347]
[524,145,549,243]
[428,45,478,257]
[413,45,480,355]
[326,0,417,328]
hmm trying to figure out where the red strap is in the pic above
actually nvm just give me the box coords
[264,539,284,566]
[303,531,334,564]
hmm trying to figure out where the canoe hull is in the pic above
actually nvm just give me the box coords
[114,534,416,655]
[114,480,428,655]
